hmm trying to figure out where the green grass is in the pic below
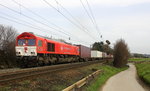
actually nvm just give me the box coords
[128,58,150,61]
[86,65,128,91]
[135,62,150,85]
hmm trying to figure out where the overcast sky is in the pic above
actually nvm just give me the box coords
[0,0,150,54]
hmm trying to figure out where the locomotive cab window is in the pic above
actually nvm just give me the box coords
[47,43,55,52]
[18,39,26,46]
[28,39,35,46]
[18,39,35,46]
[38,40,42,46]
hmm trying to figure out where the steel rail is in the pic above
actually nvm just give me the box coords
[0,60,106,84]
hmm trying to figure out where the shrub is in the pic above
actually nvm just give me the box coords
[113,39,130,68]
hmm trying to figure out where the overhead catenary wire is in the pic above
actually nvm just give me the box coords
[0,14,91,45]
[53,0,103,42]
[54,0,90,33]
[42,0,99,41]
[11,0,90,44]
[0,2,95,45]
[12,0,72,37]
[54,0,104,42]
[85,0,103,40]
[0,3,92,45]
[53,0,101,42]
[0,14,65,38]
[0,3,72,38]
[80,0,102,40]
[80,0,95,27]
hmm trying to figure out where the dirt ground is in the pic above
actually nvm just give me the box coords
[101,64,149,91]
[0,63,102,91]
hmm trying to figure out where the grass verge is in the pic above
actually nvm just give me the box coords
[135,62,150,86]
[86,65,128,91]
[0,62,110,91]
[128,58,150,61]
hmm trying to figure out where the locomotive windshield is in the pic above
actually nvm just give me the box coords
[28,39,35,46]
[18,39,25,46]
[18,39,35,46]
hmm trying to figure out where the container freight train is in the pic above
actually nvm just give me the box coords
[16,32,112,67]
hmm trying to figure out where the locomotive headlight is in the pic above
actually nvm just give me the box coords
[16,52,21,54]
[31,52,35,54]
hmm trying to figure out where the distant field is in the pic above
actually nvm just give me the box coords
[136,62,150,86]
[128,58,150,61]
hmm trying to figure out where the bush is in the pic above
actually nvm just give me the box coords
[113,39,130,68]
[136,62,150,85]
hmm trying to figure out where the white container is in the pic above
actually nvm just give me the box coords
[102,52,107,58]
[91,50,102,58]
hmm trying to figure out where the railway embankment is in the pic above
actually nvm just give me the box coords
[0,61,106,91]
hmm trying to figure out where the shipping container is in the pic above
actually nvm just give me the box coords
[91,50,103,58]
[107,54,113,58]
[77,45,91,58]
[102,52,107,58]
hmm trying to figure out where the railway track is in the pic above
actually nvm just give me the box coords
[0,60,106,85]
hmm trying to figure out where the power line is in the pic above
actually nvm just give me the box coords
[42,0,99,41]
[0,2,94,45]
[54,0,89,32]
[53,0,101,41]
[12,0,91,45]
[0,3,71,38]
[11,0,92,44]
[0,14,66,38]
[0,14,91,45]
[80,0,102,40]
[85,0,102,39]
[12,0,72,37]
[80,0,95,26]
[53,0,104,43]
[55,0,102,41]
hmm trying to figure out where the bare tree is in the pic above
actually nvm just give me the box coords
[113,39,130,68]
[0,25,5,49]
[0,25,18,68]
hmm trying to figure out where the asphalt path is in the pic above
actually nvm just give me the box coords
[101,64,148,91]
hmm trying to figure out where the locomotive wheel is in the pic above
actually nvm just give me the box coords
[37,56,45,66]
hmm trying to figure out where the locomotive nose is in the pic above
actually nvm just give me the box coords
[24,47,28,53]
[16,46,37,56]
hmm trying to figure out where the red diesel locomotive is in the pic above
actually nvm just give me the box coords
[16,32,112,67]
[16,32,80,67]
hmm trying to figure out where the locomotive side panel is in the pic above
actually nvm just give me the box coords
[45,39,79,56]
[36,37,46,54]
[59,44,79,55]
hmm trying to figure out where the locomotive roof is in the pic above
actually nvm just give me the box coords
[18,32,73,45]
[35,34,72,45]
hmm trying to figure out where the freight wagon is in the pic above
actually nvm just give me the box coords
[77,45,91,61]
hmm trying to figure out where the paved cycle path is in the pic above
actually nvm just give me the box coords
[101,64,147,91]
